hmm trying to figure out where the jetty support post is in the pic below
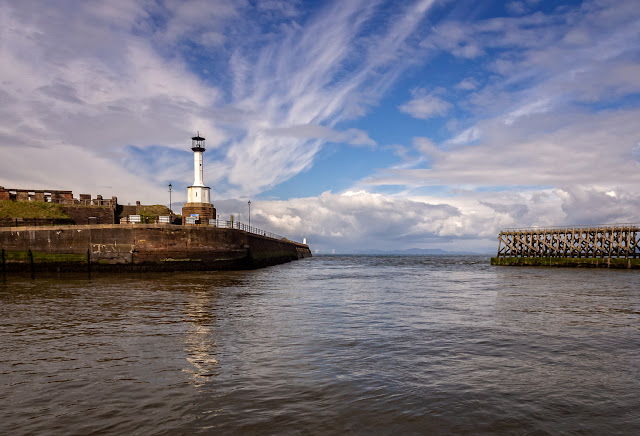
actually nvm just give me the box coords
[495,224,640,265]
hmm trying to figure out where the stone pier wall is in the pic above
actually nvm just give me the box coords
[0,224,311,272]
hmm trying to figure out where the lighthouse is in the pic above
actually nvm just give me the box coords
[182,133,216,223]
[187,133,210,203]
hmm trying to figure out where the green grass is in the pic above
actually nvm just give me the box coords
[138,205,172,222]
[0,200,70,219]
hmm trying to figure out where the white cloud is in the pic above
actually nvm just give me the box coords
[505,2,527,16]
[214,185,624,254]
[264,125,375,146]
[368,107,640,189]
[220,0,640,250]
[423,22,484,59]
[448,127,481,145]
[0,0,437,203]
[503,98,553,125]
[399,89,452,119]
[455,77,479,91]
[442,0,640,123]
[222,190,476,251]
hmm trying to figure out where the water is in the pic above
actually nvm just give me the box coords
[1,255,639,435]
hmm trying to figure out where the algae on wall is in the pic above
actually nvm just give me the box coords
[3,250,86,263]
[491,256,640,269]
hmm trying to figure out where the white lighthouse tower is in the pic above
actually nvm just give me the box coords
[187,133,210,204]
[182,133,216,223]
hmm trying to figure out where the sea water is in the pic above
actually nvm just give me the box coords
[1,255,639,434]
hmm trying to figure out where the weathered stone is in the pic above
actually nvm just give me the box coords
[61,206,116,225]
[0,224,311,272]
[181,203,216,223]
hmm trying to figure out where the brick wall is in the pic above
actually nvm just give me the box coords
[181,203,216,222]
[61,206,115,225]
[0,187,9,201]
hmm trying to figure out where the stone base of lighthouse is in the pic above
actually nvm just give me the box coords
[181,202,216,223]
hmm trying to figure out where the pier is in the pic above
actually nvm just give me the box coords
[0,223,311,274]
[492,224,640,268]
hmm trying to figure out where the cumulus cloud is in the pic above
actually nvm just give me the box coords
[212,185,616,254]
[216,190,473,252]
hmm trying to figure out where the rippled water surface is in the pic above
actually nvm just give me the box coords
[1,255,639,435]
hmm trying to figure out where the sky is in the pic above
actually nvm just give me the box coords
[1,0,640,253]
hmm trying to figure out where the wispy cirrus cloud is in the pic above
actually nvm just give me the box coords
[0,0,437,201]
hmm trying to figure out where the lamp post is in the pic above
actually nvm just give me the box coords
[248,200,251,228]
[168,183,172,213]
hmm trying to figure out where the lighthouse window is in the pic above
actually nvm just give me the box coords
[196,192,198,197]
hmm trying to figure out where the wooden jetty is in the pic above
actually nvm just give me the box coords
[492,224,640,268]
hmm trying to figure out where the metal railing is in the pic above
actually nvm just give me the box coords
[1,216,300,244]
[208,219,287,240]
[504,223,640,232]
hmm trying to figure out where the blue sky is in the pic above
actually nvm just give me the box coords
[1,0,640,252]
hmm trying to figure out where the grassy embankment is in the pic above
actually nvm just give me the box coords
[0,200,70,219]
[0,200,173,222]
[135,205,173,222]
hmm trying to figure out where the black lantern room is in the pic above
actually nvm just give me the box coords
[191,133,205,152]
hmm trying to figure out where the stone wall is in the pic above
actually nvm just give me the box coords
[0,187,116,206]
[0,218,74,227]
[181,203,216,222]
[61,206,115,225]
[0,224,311,272]
[117,204,140,218]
